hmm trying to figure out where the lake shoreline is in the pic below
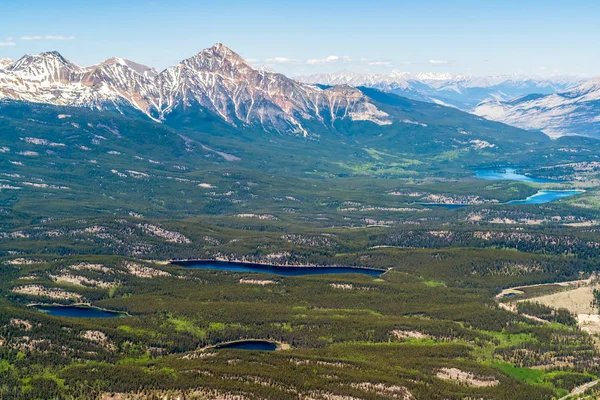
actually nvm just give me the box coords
[170,259,386,274]
[28,302,131,317]
[198,339,290,352]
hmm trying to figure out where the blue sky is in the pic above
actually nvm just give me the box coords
[1,0,599,77]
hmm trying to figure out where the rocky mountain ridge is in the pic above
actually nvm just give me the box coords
[0,44,390,135]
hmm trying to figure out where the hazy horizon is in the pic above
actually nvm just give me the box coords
[1,43,594,81]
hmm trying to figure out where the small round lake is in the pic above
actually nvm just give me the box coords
[215,340,278,351]
[33,304,125,318]
[475,168,555,183]
[174,261,384,277]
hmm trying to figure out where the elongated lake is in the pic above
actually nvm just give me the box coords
[215,340,278,351]
[33,304,124,318]
[174,260,383,277]
[508,190,584,205]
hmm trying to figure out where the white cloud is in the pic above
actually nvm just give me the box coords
[360,58,394,67]
[45,35,76,40]
[306,55,351,65]
[245,58,259,63]
[264,57,296,64]
[0,41,16,47]
[21,35,75,41]
[429,60,449,65]
[359,58,393,67]
[368,61,393,66]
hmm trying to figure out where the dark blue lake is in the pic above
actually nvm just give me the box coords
[475,168,555,183]
[175,261,383,277]
[508,190,583,205]
[33,305,124,318]
[216,340,278,351]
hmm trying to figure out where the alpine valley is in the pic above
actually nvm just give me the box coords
[2,43,600,400]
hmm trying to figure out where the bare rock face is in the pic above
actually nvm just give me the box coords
[0,43,390,135]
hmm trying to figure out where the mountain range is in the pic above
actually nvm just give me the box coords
[0,44,392,136]
[296,70,583,111]
[474,77,600,139]
[3,44,599,141]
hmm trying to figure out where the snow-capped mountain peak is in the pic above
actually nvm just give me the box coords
[182,42,252,73]
[0,58,13,70]
[3,51,81,89]
[9,51,79,74]
[209,42,244,60]
[96,57,158,78]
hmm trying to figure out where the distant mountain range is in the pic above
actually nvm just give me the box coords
[474,77,600,139]
[296,70,583,111]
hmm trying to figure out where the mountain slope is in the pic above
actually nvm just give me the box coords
[332,87,549,155]
[0,92,558,185]
[474,77,600,138]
